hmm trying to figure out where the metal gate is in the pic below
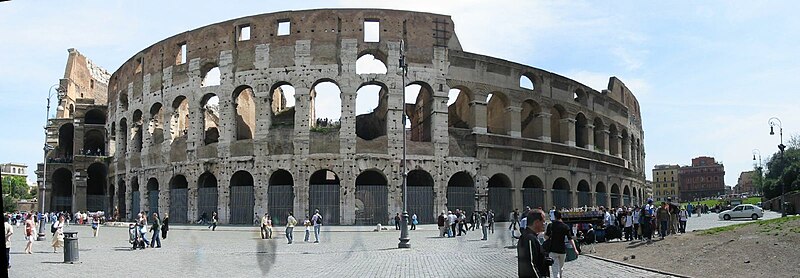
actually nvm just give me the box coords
[197,187,218,222]
[118,194,127,221]
[596,193,608,207]
[623,196,631,206]
[577,192,591,208]
[148,190,159,214]
[53,196,72,213]
[130,192,140,219]
[552,189,571,209]
[268,185,293,226]
[522,188,545,209]
[355,185,388,225]
[169,188,188,223]
[488,187,513,222]
[407,185,434,224]
[86,195,106,212]
[309,184,339,225]
[446,186,475,214]
[229,185,254,224]
[611,195,621,207]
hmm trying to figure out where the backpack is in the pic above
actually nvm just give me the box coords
[51,222,57,234]
[315,215,323,225]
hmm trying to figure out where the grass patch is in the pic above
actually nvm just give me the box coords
[682,196,762,208]
[700,215,800,235]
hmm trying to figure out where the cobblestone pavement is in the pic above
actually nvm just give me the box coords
[7,222,679,278]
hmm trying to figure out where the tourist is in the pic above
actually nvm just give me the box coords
[642,199,655,242]
[437,211,447,237]
[487,210,495,234]
[545,210,578,278]
[657,202,670,239]
[311,209,323,243]
[24,214,34,254]
[149,212,162,248]
[411,213,418,230]
[51,215,65,253]
[5,214,13,269]
[679,207,688,233]
[138,212,150,247]
[303,216,311,242]
[208,212,218,231]
[161,213,170,239]
[632,206,641,240]
[285,212,297,244]
[509,209,520,230]
[623,210,633,241]
[447,211,456,237]
[260,213,271,239]
[686,203,693,218]
[480,211,488,241]
[549,206,556,221]
[91,213,100,237]
[518,209,550,278]
[394,213,401,230]
[197,212,208,225]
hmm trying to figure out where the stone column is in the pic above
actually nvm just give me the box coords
[561,118,576,146]
[614,134,623,158]
[339,90,357,154]
[507,106,522,137]
[591,192,597,207]
[293,88,311,155]
[622,136,631,162]
[471,100,487,134]
[537,112,552,142]
[586,124,595,150]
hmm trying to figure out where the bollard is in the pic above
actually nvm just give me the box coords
[63,231,80,263]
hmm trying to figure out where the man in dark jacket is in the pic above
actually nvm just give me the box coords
[150,213,162,248]
[518,209,549,278]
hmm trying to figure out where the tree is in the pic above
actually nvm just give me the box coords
[762,145,800,200]
[2,176,32,200]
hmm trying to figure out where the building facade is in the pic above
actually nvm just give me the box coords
[736,170,756,195]
[1,163,28,179]
[679,156,725,201]
[38,9,647,224]
[652,164,680,202]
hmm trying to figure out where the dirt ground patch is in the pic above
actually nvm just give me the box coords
[592,216,800,278]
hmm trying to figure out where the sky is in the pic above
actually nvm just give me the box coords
[1,0,799,188]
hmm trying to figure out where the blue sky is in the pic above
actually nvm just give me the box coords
[1,1,798,188]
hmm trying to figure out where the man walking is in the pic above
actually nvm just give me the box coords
[480,211,488,240]
[657,202,670,239]
[311,209,323,243]
[509,209,520,230]
[260,213,271,239]
[149,212,162,248]
[394,213,401,230]
[518,209,550,278]
[285,212,297,244]
[447,211,457,238]
[546,211,579,278]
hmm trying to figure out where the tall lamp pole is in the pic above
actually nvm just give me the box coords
[768,117,786,217]
[398,40,410,249]
[752,149,762,196]
[38,84,61,241]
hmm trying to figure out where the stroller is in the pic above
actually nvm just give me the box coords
[129,224,146,250]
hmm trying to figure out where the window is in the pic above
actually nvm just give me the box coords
[177,43,187,65]
[733,206,743,211]
[277,20,290,36]
[364,20,379,42]
[238,25,251,41]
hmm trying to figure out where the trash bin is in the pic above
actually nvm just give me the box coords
[63,231,79,263]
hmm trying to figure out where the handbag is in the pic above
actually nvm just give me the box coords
[542,238,552,253]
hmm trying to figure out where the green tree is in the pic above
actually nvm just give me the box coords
[762,144,800,200]
[2,176,32,199]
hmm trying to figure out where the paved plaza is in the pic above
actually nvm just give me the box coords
[8,212,777,277]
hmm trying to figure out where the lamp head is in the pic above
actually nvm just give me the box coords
[753,155,756,161]
[770,126,775,135]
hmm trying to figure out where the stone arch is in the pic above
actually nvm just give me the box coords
[131,110,143,152]
[487,173,513,221]
[550,105,567,143]
[575,113,588,148]
[552,177,571,209]
[146,177,160,214]
[522,175,545,208]
[610,183,621,207]
[268,169,294,226]
[486,92,510,135]
[621,129,630,160]
[608,124,619,156]
[148,102,164,145]
[169,175,189,223]
[355,82,389,141]
[270,82,296,129]
[83,129,105,156]
[118,91,129,111]
[170,96,189,140]
[519,74,535,90]
[446,171,475,213]
[405,82,434,142]
[229,170,255,224]
[355,170,389,225]
[574,88,588,106]
[356,50,388,74]
[310,79,342,129]
[118,118,128,155]
[86,163,107,212]
[447,86,472,129]
[576,180,591,207]
[309,169,341,225]
[57,123,74,158]
[233,85,256,140]
[521,99,542,139]
[407,169,435,224]
[51,168,73,213]
[117,177,126,221]
[200,63,220,87]
[595,182,608,207]
[84,109,106,125]
[623,185,632,206]
[130,177,140,218]
[593,117,605,152]
[200,93,220,145]
[197,172,218,221]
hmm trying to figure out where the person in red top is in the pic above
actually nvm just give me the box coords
[24,215,35,254]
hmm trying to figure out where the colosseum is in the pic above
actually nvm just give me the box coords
[38,9,645,225]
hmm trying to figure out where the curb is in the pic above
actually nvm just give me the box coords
[583,254,692,278]
[100,222,434,233]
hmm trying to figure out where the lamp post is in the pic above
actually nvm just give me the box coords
[398,40,410,249]
[38,84,63,241]
[752,149,762,195]
[768,117,786,217]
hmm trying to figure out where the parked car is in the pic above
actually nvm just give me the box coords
[718,205,763,220]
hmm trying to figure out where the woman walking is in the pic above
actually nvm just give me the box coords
[208,212,218,231]
[91,213,100,237]
[24,214,34,254]
[161,213,169,239]
[51,216,65,253]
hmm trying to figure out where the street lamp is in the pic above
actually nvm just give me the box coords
[398,40,411,249]
[38,84,64,241]
[752,149,762,195]
[768,117,786,217]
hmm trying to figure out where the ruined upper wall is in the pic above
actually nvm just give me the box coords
[606,77,642,128]
[108,9,459,102]
[57,48,110,118]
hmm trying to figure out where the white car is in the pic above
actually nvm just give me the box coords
[718,204,763,220]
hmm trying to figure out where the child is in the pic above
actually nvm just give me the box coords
[303,217,312,242]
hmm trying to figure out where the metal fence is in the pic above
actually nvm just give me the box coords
[148,190,159,214]
[522,188,545,209]
[355,185,388,225]
[229,186,254,224]
[197,187,218,222]
[488,187,513,222]
[552,189,571,209]
[268,185,293,226]
[611,195,621,207]
[86,195,106,212]
[169,188,188,223]
[53,196,72,213]
[577,192,591,208]
[130,192,140,219]
[309,184,340,225]
[446,186,475,214]
[596,193,608,207]
[623,196,631,206]
[407,185,435,224]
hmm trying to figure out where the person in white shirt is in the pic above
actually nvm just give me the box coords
[678,207,689,233]
[632,206,641,240]
[5,214,13,269]
[549,207,556,222]
[624,211,634,241]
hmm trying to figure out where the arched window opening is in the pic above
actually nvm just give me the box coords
[577,180,591,207]
[229,170,255,224]
[521,100,542,139]
[86,163,107,212]
[170,96,189,140]
[486,92,509,135]
[57,123,74,159]
[200,94,220,145]
[447,171,475,213]
[406,170,435,224]
[118,118,128,155]
[146,178,160,214]
[310,81,341,130]
[85,109,106,125]
[522,175,545,209]
[575,113,588,148]
[131,110,143,152]
[520,75,534,90]
[268,170,294,226]
[119,91,129,111]
[83,129,105,156]
[574,89,587,106]
[609,124,619,155]
[197,172,218,222]
[487,174,512,221]
[52,168,73,213]
[404,83,433,142]
[309,169,341,225]
[354,170,388,225]
[201,65,220,87]
[356,53,387,74]
[271,83,295,129]
[149,103,164,145]
[593,118,605,152]
[447,88,472,129]
[355,83,388,140]
[233,86,256,140]
[552,177,571,209]
[550,106,566,143]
